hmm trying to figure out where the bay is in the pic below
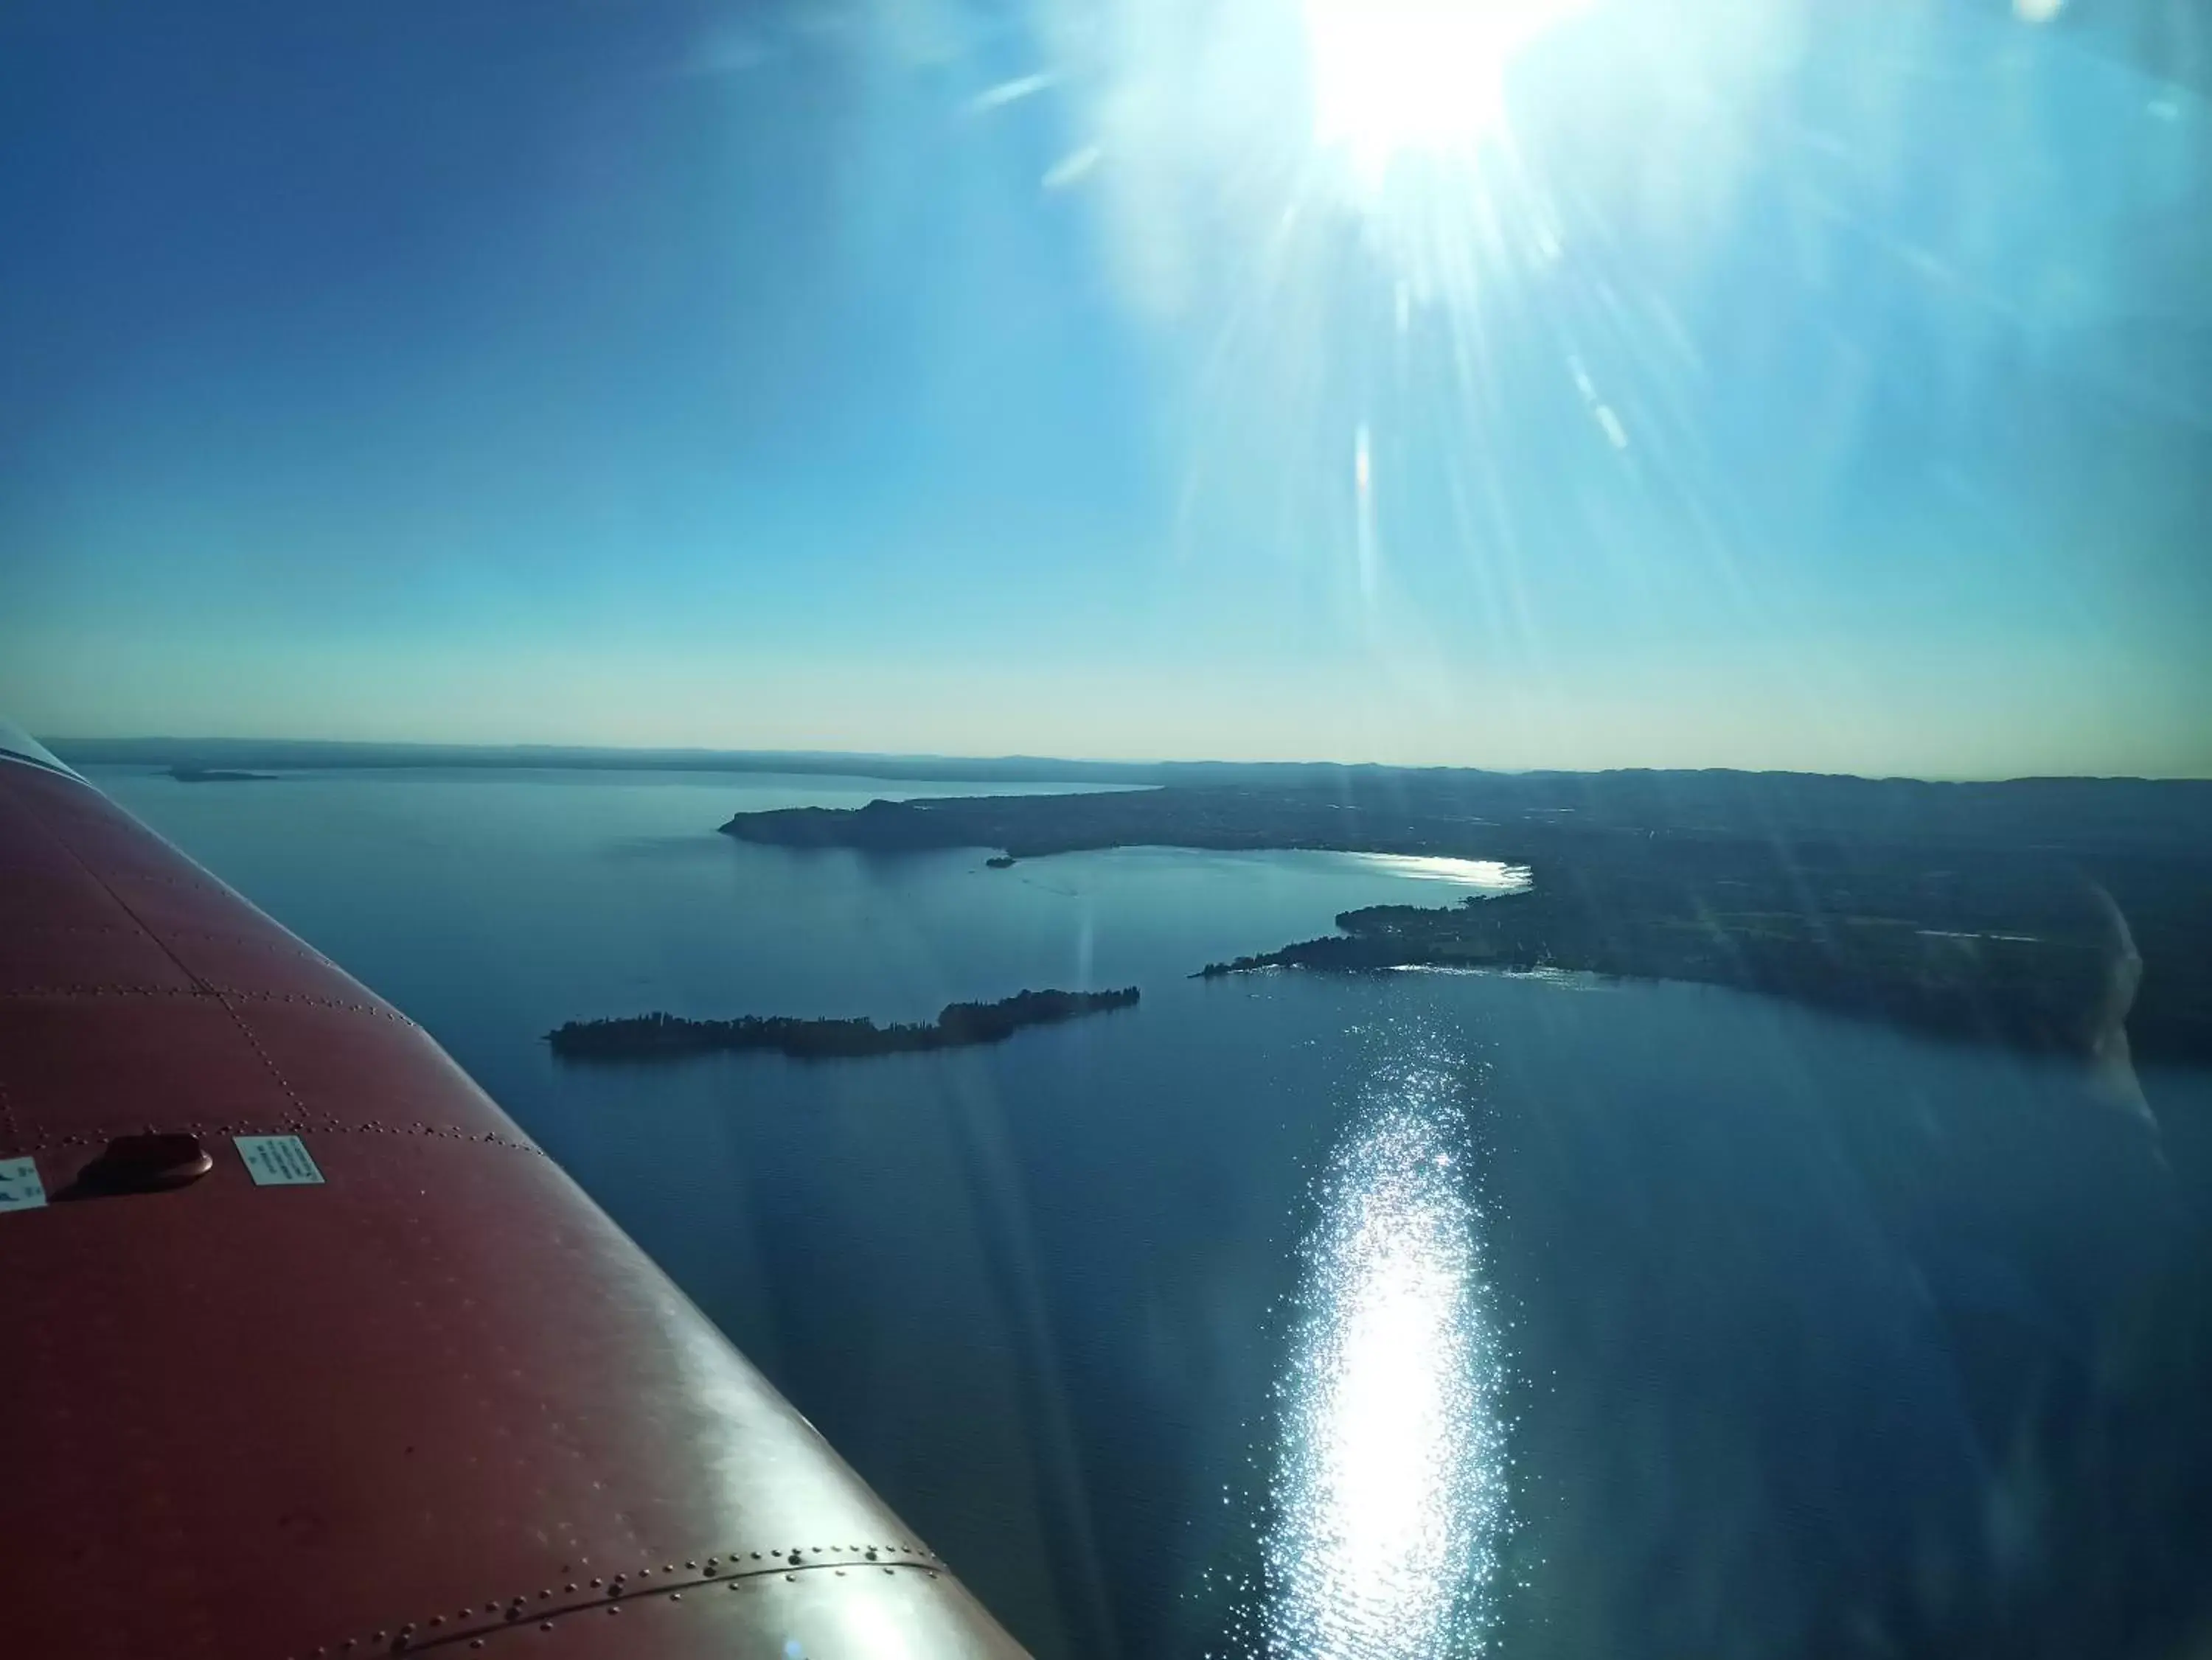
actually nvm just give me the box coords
[89,765,2212,1660]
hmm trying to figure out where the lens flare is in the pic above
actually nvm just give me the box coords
[1305,0,1587,181]
[1261,1045,1510,1656]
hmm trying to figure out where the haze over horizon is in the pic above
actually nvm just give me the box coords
[7,0,2209,778]
[41,730,2212,786]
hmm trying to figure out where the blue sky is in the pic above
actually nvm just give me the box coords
[4,0,2208,775]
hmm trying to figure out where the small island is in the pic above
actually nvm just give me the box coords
[170,765,277,783]
[985,854,1018,869]
[548,986,1139,1062]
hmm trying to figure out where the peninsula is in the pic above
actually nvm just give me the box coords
[548,986,1140,1062]
[1197,890,2135,1059]
[719,772,2212,1061]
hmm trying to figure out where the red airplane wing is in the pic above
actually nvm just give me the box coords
[0,729,1028,1659]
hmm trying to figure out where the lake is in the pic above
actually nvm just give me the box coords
[89,765,2212,1660]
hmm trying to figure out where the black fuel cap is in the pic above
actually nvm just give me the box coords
[76,1133,215,1193]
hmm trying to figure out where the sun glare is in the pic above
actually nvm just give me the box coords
[1260,1052,1509,1656]
[1304,0,1586,174]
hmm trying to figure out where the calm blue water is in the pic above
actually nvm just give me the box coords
[91,766,2212,1660]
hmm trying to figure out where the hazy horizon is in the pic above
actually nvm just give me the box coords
[7,1,2208,779]
[41,729,2212,785]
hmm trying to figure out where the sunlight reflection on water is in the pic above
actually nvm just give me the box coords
[1337,854,1531,890]
[1258,1040,1510,1657]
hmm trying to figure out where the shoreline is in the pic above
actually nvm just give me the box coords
[720,782,2212,1062]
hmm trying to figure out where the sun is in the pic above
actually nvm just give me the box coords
[1304,0,1585,174]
